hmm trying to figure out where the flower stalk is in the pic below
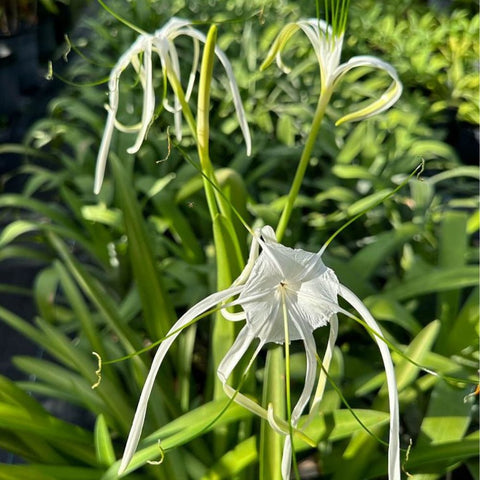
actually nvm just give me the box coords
[261,10,402,240]
[275,89,332,241]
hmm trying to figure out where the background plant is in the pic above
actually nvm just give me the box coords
[0,0,478,479]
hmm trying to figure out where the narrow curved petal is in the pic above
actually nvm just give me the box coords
[94,36,150,193]
[281,313,318,480]
[260,22,301,73]
[119,284,243,475]
[213,43,252,156]
[218,333,316,447]
[296,19,343,90]
[167,42,184,141]
[94,100,117,194]
[217,326,257,384]
[290,317,317,425]
[230,231,260,287]
[333,55,403,125]
[310,314,339,416]
[261,19,342,93]
[153,37,184,140]
[220,309,247,321]
[282,436,293,480]
[166,26,251,155]
[184,36,200,102]
[127,41,155,154]
[339,284,400,480]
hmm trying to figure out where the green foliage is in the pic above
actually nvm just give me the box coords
[0,0,478,479]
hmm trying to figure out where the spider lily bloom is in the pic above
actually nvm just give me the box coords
[94,17,251,194]
[261,18,403,125]
[118,226,400,480]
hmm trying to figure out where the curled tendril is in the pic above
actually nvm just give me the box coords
[147,441,165,465]
[91,351,102,389]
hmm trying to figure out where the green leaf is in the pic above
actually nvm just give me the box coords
[53,261,106,357]
[94,415,116,467]
[447,287,480,356]
[47,232,141,356]
[260,347,285,480]
[81,204,123,228]
[388,320,440,393]
[350,223,421,282]
[111,154,175,340]
[0,465,105,480]
[384,266,479,301]
[364,297,422,335]
[332,164,375,180]
[276,115,295,146]
[411,432,479,473]
[34,267,60,324]
[0,465,56,480]
[346,189,392,217]
[0,220,38,248]
[436,211,470,354]
[202,436,257,479]
[102,400,251,478]
[12,357,104,417]
[0,402,92,446]
[417,381,473,446]
[297,408,390,449]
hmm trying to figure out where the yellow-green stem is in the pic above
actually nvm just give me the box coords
[276,89,333,242]
[282,291,300,479]
[260,346,285,480]
[166,70,197,143]
[196,25,220,219]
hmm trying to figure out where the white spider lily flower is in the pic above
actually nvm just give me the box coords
[118,226,400,480]
[94,17,251,194]
[261,18,403,126]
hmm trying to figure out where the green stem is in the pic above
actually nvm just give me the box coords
[197,25,220,220]
[276,88,333,242]
[166,69,197,143]
[282,291,300,479]
[196,25,244,268]
[260,346,285,480]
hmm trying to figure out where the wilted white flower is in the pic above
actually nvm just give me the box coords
[118,226,400,480]
[261,17,403,125]
[94,17,251,194]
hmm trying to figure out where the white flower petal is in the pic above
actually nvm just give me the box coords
[217,326,257,384]
[213,44,252,156]
[290,322,317,424]
[94,101,117,194]
[184,36,200,102]
[119,284,243,475]
[167,41,184,141]
[339,285,400,480]
[296,19,343,90]
[281,314,318,480]
[310,314,339,415]
[94,36,151,193]
[181,28,252,156]
[333,55,403,125]
[281,436,293,480]
[127,41,155,154]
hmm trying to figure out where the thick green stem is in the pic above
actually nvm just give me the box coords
[276,89,333,242]
[196,25,220,219]
[282,291,300,479]
[260,89,332,478]
[260,346,285,480]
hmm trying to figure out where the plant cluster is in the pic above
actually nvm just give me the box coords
[0,1,478,479]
